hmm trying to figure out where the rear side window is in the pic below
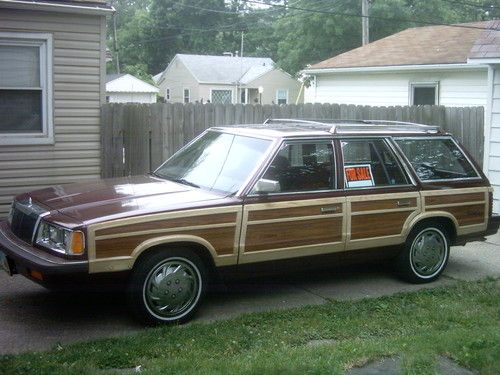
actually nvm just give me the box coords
[341,139,408,188]
[394,137,479,181]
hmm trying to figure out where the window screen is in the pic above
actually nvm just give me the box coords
[395,137,478,181]
[342,139,408,188]
[0,45,42,134]
[261,141,334,193]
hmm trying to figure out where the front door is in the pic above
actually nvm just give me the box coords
[239,139,346,264]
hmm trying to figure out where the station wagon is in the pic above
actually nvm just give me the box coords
[0,119,493,324]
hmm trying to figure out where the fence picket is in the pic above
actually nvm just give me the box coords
[101,103,484,177]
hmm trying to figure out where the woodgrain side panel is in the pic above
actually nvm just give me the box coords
[428,204,485,226]
[248,203,343,221]
[425,193,484,206]
[245,217,342,253]
[351,198,417,212]
[351,211,412,240]
[95,212,237,237]
[95,226,236,258]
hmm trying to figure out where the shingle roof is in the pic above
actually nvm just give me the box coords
[309,21,492,70]
[175,54,274,84]
[468,20,500,60]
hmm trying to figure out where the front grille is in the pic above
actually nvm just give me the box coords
[9,199,46,244]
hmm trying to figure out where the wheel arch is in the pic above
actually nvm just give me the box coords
[130,235,218,275]
[405,212,458,242]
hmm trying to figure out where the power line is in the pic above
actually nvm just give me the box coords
[439,0,500,10]
[241,0,500,30]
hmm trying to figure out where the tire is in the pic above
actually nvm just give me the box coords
[128,248,208,325]
[396,222,450,284]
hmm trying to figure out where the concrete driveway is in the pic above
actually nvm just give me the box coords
[1,230,498,355]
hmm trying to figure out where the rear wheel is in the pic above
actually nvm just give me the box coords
[128,248,208,325]
[396,223,450,283]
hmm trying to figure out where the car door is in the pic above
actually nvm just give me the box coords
[340,137,421,251]
[238,138,346,264]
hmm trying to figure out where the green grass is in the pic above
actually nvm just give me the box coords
[1,280,498,375]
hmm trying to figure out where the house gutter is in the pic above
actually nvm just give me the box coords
[0,0,114,15]
[302,63,485,75]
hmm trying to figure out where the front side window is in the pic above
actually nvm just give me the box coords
[0,33,53,145]
[258,141,335,193]
[211,89,232,104]
[155,131,272,194]
[183,88,190,103]
[276,89,288,105]
[395,137,479,181]
[342,139,408,188]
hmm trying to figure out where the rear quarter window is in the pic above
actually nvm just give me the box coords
[394,137,479,181]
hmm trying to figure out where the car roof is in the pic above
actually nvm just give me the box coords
[212,119,446,139]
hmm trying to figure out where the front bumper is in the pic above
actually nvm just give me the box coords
[0,220,88,283]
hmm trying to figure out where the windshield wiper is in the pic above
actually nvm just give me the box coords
[171,178,200,188]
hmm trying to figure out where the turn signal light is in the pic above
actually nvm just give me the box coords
[71,231,85,255]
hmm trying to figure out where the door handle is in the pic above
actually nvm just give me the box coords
[397,200,411,207]
[321,206,338,214]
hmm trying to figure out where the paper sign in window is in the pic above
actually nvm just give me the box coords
[344,164,374,188]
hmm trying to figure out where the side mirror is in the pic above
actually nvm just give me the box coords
[253,178,281,194]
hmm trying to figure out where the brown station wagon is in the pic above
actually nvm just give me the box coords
[0,119,494,324]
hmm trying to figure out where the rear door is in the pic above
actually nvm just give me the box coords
[340,137,421,251]
[239,138,346,264]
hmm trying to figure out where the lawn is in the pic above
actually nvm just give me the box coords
[0,279,498,375]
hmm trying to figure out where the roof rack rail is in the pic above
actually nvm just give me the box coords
[263,118,445,134]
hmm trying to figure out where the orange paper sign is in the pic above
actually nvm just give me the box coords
[344,164,374,188]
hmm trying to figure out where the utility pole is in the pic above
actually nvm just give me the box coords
[361,0,371,46]
[240,31,244,58]
[112,9,120,73]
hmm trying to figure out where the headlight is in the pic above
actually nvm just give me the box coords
[36,221,85,255]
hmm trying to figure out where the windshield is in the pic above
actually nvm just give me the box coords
[154,130,272,194]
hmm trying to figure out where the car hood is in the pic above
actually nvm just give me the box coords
[22,175,231,226]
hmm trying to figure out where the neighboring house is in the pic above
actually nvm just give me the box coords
[156,54,302,105]
[302,21,491,107]
[106,73,158,103]
[0,0,112,216]
[302,20,500,214]
[468,20,500,215]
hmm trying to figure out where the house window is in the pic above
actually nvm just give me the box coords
[410,82,439,105]
[276,89,288,105]
[211,89,232,104]
[0,32,53,145]
[166,88,170,101]
[183,88,190,103]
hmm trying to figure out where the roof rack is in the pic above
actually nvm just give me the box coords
[263,118,445,135]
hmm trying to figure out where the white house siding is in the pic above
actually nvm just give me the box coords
[0,8,106,216]
[159,58,199,103]
[485,65,500,214]
[305,68,488,107]
[246,69,303,105]
[107,92,157,103]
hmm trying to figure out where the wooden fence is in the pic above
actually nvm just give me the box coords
[101,103,484,178]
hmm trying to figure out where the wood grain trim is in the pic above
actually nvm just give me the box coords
[425,193,484,206]
[351,198,417,212]
[95,212,237,237]
[95,226,236,259]
[350,211,412,240]
[248,203,343,221]
[427,204,485,226]
[244,217,342,253]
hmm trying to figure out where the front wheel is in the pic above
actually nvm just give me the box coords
[396,223,450,283]
[128,248,208,325]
